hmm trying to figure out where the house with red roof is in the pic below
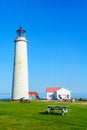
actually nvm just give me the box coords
[29,92,39,100]
[46,87,71,100]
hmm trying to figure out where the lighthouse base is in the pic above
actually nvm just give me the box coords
[12,98,30,103]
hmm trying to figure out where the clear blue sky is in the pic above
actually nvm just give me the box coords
[0,0,87,96]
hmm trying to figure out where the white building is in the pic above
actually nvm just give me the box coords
[12,27,29,100]
[46,87,71,100]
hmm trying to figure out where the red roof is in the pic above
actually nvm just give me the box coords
[29,92,38,95]
[46,87,62,92]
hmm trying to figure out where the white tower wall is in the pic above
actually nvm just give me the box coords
[12,28,29,100]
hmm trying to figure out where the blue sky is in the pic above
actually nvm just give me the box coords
[0,0,87,96]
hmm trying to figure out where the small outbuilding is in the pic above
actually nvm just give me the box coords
[46,87,71,100]
[29,92,39,100]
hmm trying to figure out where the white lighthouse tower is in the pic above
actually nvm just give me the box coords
[12,27,29,100]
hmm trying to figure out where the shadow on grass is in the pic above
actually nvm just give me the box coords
[39,111,63,116]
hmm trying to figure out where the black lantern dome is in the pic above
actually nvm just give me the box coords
[16,27,26,37]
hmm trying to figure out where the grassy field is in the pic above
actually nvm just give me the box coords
[0,100,87,130]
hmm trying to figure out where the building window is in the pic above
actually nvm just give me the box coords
[67,95,69,98]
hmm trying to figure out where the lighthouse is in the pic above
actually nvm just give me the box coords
[12,27,29,100]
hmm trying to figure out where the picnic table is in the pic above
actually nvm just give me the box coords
[46,105,69,115]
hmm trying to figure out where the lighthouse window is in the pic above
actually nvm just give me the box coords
[17,32,24,37]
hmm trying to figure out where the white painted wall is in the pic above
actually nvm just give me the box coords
[46,88,71,100]
[47,92,57,100]
[56,88,71,99]
[12,37,29,100]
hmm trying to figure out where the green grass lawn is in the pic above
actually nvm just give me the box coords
[0,100,87,130]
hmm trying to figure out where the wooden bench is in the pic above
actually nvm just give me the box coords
[19,97,30,103]
[46,105,69,115]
